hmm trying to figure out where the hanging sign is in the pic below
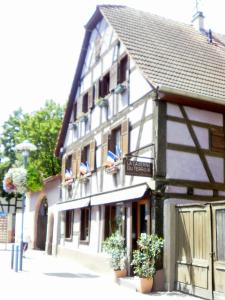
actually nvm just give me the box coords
[124,159,153,177]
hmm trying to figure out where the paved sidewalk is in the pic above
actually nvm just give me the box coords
[0,244,200,300]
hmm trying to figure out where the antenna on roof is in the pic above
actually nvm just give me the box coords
[194,0,205,13]
[208,29,213,43]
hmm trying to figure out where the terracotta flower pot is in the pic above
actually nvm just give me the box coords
[114,269,127,278]
[136,277,153,293]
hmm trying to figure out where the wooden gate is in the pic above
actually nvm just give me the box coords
[211,202,225,298]
[175,202,225,300]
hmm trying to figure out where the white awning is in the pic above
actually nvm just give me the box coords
[91,184,148,206]
[56,197,90,211]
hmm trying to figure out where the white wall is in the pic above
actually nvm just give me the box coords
[166,103,224,184]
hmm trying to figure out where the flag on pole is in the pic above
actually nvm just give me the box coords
[65,169,73,181]
[86,161,90,173]
[80,162,88,175]
[106,150,118,167]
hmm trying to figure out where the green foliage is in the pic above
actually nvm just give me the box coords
[0,100,64,193]
[26,163,43,192]
[131,233,164,278]
[1,108,25,164]
[95,97,108,107]
[102,231,127,271]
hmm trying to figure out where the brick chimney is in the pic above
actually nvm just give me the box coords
[192,11,205,32]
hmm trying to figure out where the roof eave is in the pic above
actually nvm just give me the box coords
[54,7,103,157]
[159,85,225,111]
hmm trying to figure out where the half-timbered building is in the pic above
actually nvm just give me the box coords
[54,5,225,297]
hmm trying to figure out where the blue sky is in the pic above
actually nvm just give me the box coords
[0,0,224,126]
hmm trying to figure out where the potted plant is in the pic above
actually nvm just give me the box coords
[72,121,78,130]
[114,83,127,94]
[105,164,119,174]
[102,231,127,278]
[96,97,108,108]
[79,113,88,123]
[131,233,164,293]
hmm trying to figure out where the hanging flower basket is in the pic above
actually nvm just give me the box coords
[3,167,27,194]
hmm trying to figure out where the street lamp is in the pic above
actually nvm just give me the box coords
[15,140,37,271]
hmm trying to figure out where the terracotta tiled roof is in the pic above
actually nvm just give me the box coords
[44,174,61,185]
[100,5,225,100]
[54,5,225,156]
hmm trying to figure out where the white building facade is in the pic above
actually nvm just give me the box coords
[54,5,225,296]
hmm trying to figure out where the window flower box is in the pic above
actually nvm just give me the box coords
[72,122,78,129]
[64,178,73,186]
[96,97,108,108]
[78,172,91,184]
[79,113,88,123]
[105,165,120,174]
[114,83,127,95]
[62,176,74,187]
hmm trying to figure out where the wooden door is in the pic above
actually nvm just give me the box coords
[211,202,225,297]
[132,199,149,249]
[176,205,212,299]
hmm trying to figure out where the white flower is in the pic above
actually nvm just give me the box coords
[3,167,27,194]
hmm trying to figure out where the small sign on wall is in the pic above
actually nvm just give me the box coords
[124,158,153,177]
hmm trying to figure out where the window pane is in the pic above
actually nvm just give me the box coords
[82,93,88,113]
[65,210,73,239]
[112,128,121,156]
[82,145,90,166]
[80,207,90,241]
[66,155,72,171]
[96,146,101,168]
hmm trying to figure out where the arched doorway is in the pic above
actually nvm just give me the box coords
[36,197,48,250]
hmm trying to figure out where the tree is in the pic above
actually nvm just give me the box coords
[1,108,25,164]
[16,100,64,178]
[0,100,64,194]
[0,108,26,199]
